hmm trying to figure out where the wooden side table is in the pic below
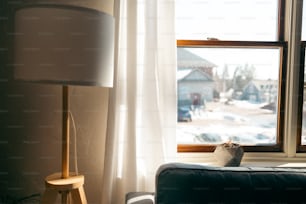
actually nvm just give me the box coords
[41,173,87,204]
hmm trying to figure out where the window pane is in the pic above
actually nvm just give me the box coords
[177,47,280,145]
[302,2,306,41]
[176,0,278,41]
[301,51,306,145]
[301,3,306,146]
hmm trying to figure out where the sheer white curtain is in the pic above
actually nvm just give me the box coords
[101,0,177,203]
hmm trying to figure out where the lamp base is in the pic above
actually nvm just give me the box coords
[41,172,87,204]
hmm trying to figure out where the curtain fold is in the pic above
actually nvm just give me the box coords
[101,0,177,203]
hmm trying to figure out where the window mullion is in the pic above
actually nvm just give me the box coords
[284,0,303,156]
[278,0,286,41]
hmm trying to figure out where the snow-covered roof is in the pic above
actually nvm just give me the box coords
[177,48,217,69]
[177,68,213,82]
[177,69,192,80]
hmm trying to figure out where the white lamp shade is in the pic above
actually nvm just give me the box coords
[14,4,114,87]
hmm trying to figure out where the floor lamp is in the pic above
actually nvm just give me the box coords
[13,4,114,203]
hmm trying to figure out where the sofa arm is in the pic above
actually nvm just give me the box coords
[126,192,154,204]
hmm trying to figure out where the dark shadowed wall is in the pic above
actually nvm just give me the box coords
[0,0,112,203]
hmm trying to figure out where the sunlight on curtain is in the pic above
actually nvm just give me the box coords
[101,0,177,203]
[117,104,127,179]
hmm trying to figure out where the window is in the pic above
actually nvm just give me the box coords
[298,48,306,149]
[297,2,306,151]
[176,0,288,152]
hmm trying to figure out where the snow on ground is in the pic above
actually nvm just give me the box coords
[177,100,277,145]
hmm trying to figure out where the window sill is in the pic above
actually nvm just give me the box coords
[177,152,306,168]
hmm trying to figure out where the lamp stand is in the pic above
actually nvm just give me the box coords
[41,86,87,204]
[62,85,70,179]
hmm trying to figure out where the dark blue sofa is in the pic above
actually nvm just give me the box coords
[155,162,306,204]
[127,162,306,204]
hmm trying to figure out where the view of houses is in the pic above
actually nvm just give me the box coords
[177,48,278,145]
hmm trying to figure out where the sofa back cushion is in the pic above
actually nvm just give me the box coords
[155,163,306,204]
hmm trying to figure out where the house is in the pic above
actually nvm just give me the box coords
[177,48,216,76]
[177,48,216,107]
[241,79,278,104]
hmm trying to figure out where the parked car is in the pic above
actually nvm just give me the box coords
[178,107,192,122]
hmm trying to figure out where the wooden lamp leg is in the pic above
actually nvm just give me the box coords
[42,86,87,204]
[62,85,70,204]
[62,85,70,180]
